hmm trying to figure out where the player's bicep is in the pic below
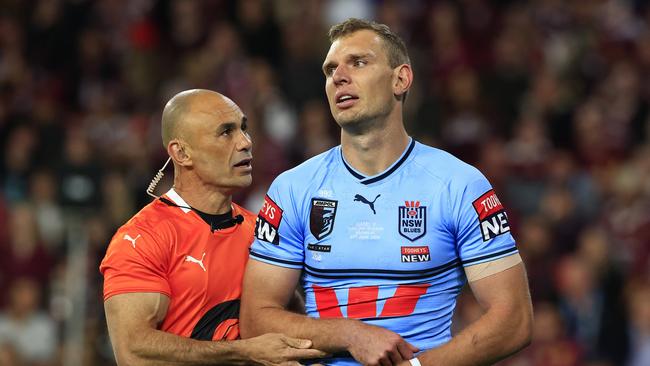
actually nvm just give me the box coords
[467,262,532,319]
[240,259,301,337]
[104,293,170,358]
[242,259,301,308]
[464,253,522,282]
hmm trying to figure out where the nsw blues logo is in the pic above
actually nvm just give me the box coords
[398,200,426,242]
[310,198,338,240]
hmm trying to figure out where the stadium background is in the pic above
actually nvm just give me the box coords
[0,0,648,365]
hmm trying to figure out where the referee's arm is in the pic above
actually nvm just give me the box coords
[105,292,325,365]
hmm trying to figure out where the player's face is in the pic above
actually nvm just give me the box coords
[323,30,397,129]
[185,98,253,191]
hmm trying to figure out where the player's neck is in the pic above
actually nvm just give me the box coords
[340,118,410,177]
[172,175,233,215]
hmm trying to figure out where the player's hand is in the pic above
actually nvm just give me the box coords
[239,333,328,365]
[346,323,419,366]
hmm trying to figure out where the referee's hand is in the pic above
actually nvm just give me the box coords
[238,333,328,365]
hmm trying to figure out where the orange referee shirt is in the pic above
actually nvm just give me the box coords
[100,188,256,340]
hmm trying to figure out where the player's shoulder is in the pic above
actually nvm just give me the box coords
[412,141,486,186]
[272,146,339,189]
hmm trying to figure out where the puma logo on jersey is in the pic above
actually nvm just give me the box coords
[354,194,381,214]
[123,234,141,248]
[185,253,206,272]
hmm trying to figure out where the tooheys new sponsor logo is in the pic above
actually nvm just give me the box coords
[401,246,430,262]
[255,195,283,245]
[472,190,510,241]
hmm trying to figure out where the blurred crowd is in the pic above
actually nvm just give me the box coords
[0,0,648,365]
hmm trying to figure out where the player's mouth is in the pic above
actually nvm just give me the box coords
[233,158,252,172]
[335,93,359,109]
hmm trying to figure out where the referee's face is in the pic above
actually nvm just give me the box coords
[183,94,253,191]
[323,30,396,129]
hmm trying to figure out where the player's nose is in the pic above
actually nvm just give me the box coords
[332,65,350,85]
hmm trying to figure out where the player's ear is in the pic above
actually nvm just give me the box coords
[393,64,413,101]
[168,139,192,167]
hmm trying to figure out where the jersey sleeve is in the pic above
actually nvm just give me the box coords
[249,176,305,269]
[450,172,518,267]
[100,224,171,301]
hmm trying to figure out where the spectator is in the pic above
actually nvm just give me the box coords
[626,279,650,366]
[0,278,57,365]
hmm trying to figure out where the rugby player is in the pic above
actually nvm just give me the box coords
[241,19,533,366]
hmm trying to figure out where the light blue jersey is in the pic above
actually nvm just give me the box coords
[251,139,517,365]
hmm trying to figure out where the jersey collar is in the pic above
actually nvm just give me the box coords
[164,188,192,213]
[341,138,416,185]
[163,188,238,216]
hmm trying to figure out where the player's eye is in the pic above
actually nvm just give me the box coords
[353,59,367,67]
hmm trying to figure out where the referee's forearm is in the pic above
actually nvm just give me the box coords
[241,305,357,353]
[113,327,250,366]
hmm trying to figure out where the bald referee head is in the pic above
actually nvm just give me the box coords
[161,89,252,213]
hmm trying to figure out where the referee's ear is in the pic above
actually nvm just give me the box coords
[168,139,192,167]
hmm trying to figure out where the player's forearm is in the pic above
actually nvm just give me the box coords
[241,306,357,353]
[412,303,532,366]
[114,327,251,366]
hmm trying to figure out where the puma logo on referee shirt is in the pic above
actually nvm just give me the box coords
[185,253,206,272]
[123,234,141,248]
[354,194,381,214]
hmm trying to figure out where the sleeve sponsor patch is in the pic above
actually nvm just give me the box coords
[255,195,283,244]
[472,190,511,241]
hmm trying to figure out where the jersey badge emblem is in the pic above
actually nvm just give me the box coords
[398,201,426,242]
[310,198,338,240]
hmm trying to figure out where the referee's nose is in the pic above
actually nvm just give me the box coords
[236,129,252,152]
